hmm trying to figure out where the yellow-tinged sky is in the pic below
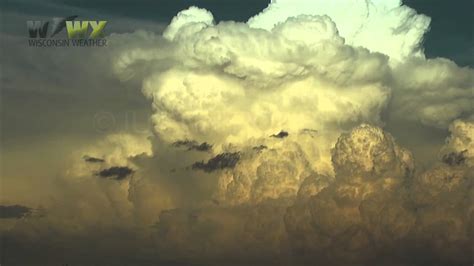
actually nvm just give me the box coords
[0,0,473,265]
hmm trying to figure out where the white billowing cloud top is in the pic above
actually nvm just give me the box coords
[248,0,431,61]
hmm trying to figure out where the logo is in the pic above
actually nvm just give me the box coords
[27,16,108,47]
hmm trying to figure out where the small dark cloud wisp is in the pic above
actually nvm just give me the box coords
[253,145,268,152]
[96,166,133,180]
[192,152,240,172]
[173,140,213,152]
[300,128,318,137]
[83,155,105,163]
[0,205,32,219]
[270,130,289,139]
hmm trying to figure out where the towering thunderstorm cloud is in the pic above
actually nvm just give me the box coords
[1,0,472,265]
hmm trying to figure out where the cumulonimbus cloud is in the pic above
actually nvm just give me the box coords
[2,1,473,265]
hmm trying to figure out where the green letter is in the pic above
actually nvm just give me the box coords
[88,21,107,39]
[66,21,89,38]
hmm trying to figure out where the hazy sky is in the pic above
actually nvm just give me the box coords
[0,1,473,265]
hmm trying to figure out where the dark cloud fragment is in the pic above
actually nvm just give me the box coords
[96,166,133,180]
[172,140,213,152]
[0,205,32,219]
[192,142,212,152]
[83,155,105,163]
[270,130,289,139]
[253,145,268,152]
[192,152,240,172]
[442,150,467,166]
[300,128,318,137]
[173,140,195,147]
